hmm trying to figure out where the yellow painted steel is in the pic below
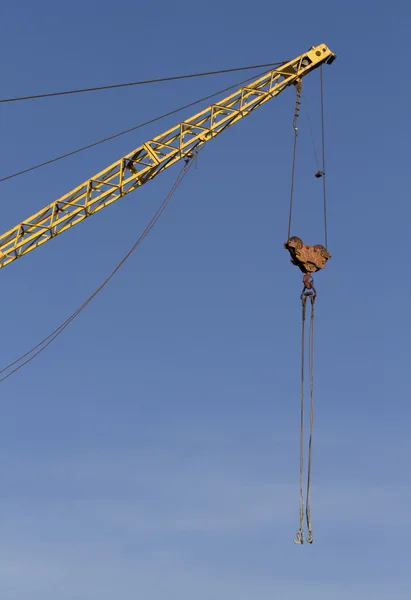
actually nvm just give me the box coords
[0,44,335,270]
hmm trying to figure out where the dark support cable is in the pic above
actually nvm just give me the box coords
[0,71,268,184]
[0,61,286,104]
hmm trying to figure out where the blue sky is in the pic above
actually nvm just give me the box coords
[0,1,409,598]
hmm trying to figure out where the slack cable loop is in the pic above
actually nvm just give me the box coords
[294,275,316,545]
[305,293,315,544]
[294,291,307,545]
[0,157,197,384]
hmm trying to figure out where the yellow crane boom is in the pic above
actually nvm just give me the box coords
[0,43,335,270]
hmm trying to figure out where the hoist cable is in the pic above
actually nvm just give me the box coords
[305,296,315,544]
[300,68,329,249]
[0,61,287,104]
[287,81,302,240]
[0,70,268,184]
[0,157,196,384]
[320,65,328,249]
[288,68,329,545]
[294,295,307,545]
[287,130,298,241]
[294,292,316,545]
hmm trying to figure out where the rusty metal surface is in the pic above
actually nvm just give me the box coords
[284,236,331,273]
[301,272,317,300]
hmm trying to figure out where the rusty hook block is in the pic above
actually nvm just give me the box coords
[284,236,331,274]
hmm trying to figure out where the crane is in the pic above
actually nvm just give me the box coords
[0,43,335,270]
[1,43,337,545]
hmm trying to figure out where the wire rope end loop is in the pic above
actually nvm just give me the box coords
[306,531,314,544]
[293,529,304,545]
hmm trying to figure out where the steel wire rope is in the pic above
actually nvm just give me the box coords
[305,295,315,544]
[287,81,302,240]
[288,67,329,546]
[0,157,197,384]
[299,67,328,249]
[302,93,320,174]
[0,70,271,183]
[294,294,307,545]
[320,65,328,249]
[0,61,287,104]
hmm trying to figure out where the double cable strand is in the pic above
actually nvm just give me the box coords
[320,65,328,250]
[294,291,315,545]
[294,294,307,544]
[287,72,328,544]
[306,294,315,543]
[287,80,302,240]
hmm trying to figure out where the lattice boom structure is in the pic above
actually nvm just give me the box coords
[0,44,335,270]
